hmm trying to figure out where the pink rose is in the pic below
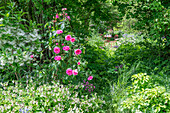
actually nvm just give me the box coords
[56,43,58,45]
[54,56,61,61]
[30,55,34,58]
[56,14,59,19]
[66,69,73,75]
[54,47,60,54]
[73,69,78,75]
[62,43,64,46]
[74,49,82,55]
[77,62,80,65]
[63,46,70,51]
[65,35,71,41]
[56,30,63,34]
[88,76,93,81]
[62,8,67,11]
[65,13,68,15]
[66,16,71,21]
[70,38,75,42]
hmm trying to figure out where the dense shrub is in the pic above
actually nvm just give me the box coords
[119,73,170,113]
[0,19,42,82]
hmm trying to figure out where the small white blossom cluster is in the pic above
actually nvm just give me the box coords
[0,25,42,69]
[0,80,105,112]
[117,33,144,46]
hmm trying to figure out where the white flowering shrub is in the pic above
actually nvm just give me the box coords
[0,18,42,80]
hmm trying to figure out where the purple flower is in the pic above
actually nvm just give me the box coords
[122,33,127,38]
[99,46,104,49]
[120,65,123,68]
[115,66,119,68]
[113,46,119,48]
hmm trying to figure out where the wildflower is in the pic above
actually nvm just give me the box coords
[56,30,63,34]
[73,69,78,75]
[65,35,71,41]
[19,109,22,112]
[99,46,104,49]
[48,109,51,111]
[74,49,82,55]
[86,81,89,85]
[77,62,80,65]
[62,43,64,46]
[120,65,123,68]
[54,56,61,61]
[63,46,70,51]
[115,66,119,68]
[30,55,34,58]
[49,26,51,28]
[56,43,58,45]
[66,69,73,75]
[65,13,68,15]
[122,33,127,38]
[113,45,119,48]
[54,47,60,54]
[70,38,75,42]
[56,14,59,19]
[88,76,93,81]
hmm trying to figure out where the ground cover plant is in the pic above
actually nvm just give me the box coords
[0,0,170,113]
[0,80,105,112]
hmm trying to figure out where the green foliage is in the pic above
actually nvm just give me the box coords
[1,0,120,38]
[0,4,42,82]
[119,73,170,113]
[0,80,105,112]
[114,0,170,53]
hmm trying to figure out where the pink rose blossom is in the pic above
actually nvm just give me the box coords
[66,16,71,21]
[65,35,71,41]
[88,76,93,81]
[65,13,68,15]
[30,55,34,58]
[62,43,64,46]
[66,69,73,75]
[73,69,78,75]
[56,43,58,45]
[70,38,75,42]
[54,56,61,61]
[63,46,70,51]
[56,30,63,34]
[56,14,59,19]
[62,8,67,11]
[77,62,80,65]
[74,49,82,55]
[54,47,60,54]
